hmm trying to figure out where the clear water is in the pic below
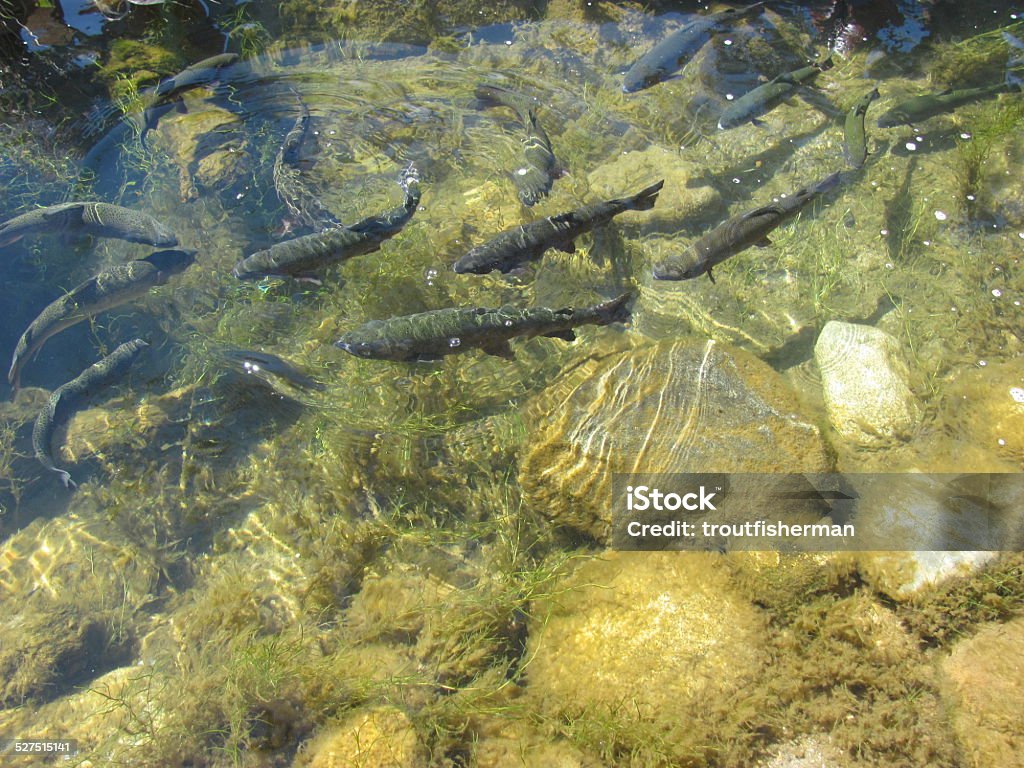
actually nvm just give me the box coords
[1,1,1023,765]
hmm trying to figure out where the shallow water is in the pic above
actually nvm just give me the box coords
[1,1,1024,765]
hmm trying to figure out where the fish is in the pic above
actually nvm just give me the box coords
[154,53,240,99]
[453,180,663,274]
[843,87,880,169]
[233,166,421,281]
[222,348,326,400]
[8,249,196,391]
[622,2,765,93]
[32,338,149,489]
[0,202,178,249]
[718,57,834,129]
[336,292,632,362]
[876,80,1022,127]
[272,92,340,232]
[652,171,842,282]
[475,83,559,206]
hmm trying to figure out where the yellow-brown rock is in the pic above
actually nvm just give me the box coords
[295,705,427,768]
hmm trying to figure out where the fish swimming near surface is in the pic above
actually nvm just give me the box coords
[233,166,421,281]
[32,338,149,489]
[271,91,340,232]
[222,348,326,403]
[0,202,178,249]
[718,56,834,129]
[843,87,880,168]
[453,180,664,274]
[652,171,842,282]
[336,292,632,362]
[622,2,764,93]
[876,78,1023,127]
[8,249,196,391]
[475,83,559,206]
[154,53,241,99]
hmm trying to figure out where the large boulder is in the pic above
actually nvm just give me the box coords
[519,338,831,542]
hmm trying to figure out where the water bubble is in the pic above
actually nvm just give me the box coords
[516,167,529,176]
[1011,387,1024,403]
[724,39,733,45]
[449,337,461,348]
[960,132,972,139]
[934,210,948,221]
[905,142,917,151]
[979,360,988,367]
[966,194,976,201]
[923,240,931,246]
[999,438,1007,446]
[992,288,1003,298]
[885,262,894,269]
[732,178,741,184]
[880,228,889,236]
[505,40,512,46]
[504,319,513,326]
[726,94,735,101]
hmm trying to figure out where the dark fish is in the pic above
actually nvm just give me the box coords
[32,338,149,489]
[475,83,559,206]
[652,171,842,282]
[876,80,1022,127]
[223,349,326,398]
[622,2,764,94]
[843,87,880,168]
[154,53,240,99]
[336,293,632,362]
[8,249,196,391]
[272,92,340,231]
[0,202,178,249]
[718,57,834,129]
[233,167,421,281]
[453,180,663,274]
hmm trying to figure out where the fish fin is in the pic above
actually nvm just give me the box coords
[294,274,323,286]
[544,329,576,342]
[707,268,716,284]
[483,340,515,360]
[756,236,772,247]
[751,117,766,128]
[558,240,576,254]
[42,204,83,219]
[0,233,24,248]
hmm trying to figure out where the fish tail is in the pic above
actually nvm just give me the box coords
[814,171,843,195]
[593,292,633,325]
[622,180,665,212]
[817,55,835,72]
[475,83,522,110]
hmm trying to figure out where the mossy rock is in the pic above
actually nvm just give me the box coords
[941,616,1024,767]
[100,40,181,80]
[294,705,427,768]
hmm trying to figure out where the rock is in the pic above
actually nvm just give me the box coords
[524,552,767,762]
[519,338,830,542]
[941,617,1024,767]
[757,735,846,768]
[814,321,921,446]
[586,145,723,233]
[294,706,427,768]
[472,720,603,768]
[941,359,1024,467]
[154,105,250,201]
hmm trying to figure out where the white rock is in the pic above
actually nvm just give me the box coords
[814,321,921,446]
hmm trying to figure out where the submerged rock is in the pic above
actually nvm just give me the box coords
[586,145,722,234]
[519,338,830,542]
[524,552,767,761]
[294,705,426,768]
[154,105,251,201]
[941,359,1024,468]
[814,321,921,446]
[941,616,1024,767]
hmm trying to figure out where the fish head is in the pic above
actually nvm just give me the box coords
[452,252,492,274]
[651,256,704,281]
[145,248,198,275]
[876,109,907,128]
[622,67,663,94]
[335,336,386,359]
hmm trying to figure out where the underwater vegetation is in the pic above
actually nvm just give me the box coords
[1,1,1024,766]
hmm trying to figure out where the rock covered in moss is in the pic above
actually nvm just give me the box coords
[586,145,722,233]
[524,552,767,762]
[941,358,1024,467]
[294,706,426,768]
[519,338,830,541]
[814,321,921,446]
[154,106,251,201]
[941,616,1024,767]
